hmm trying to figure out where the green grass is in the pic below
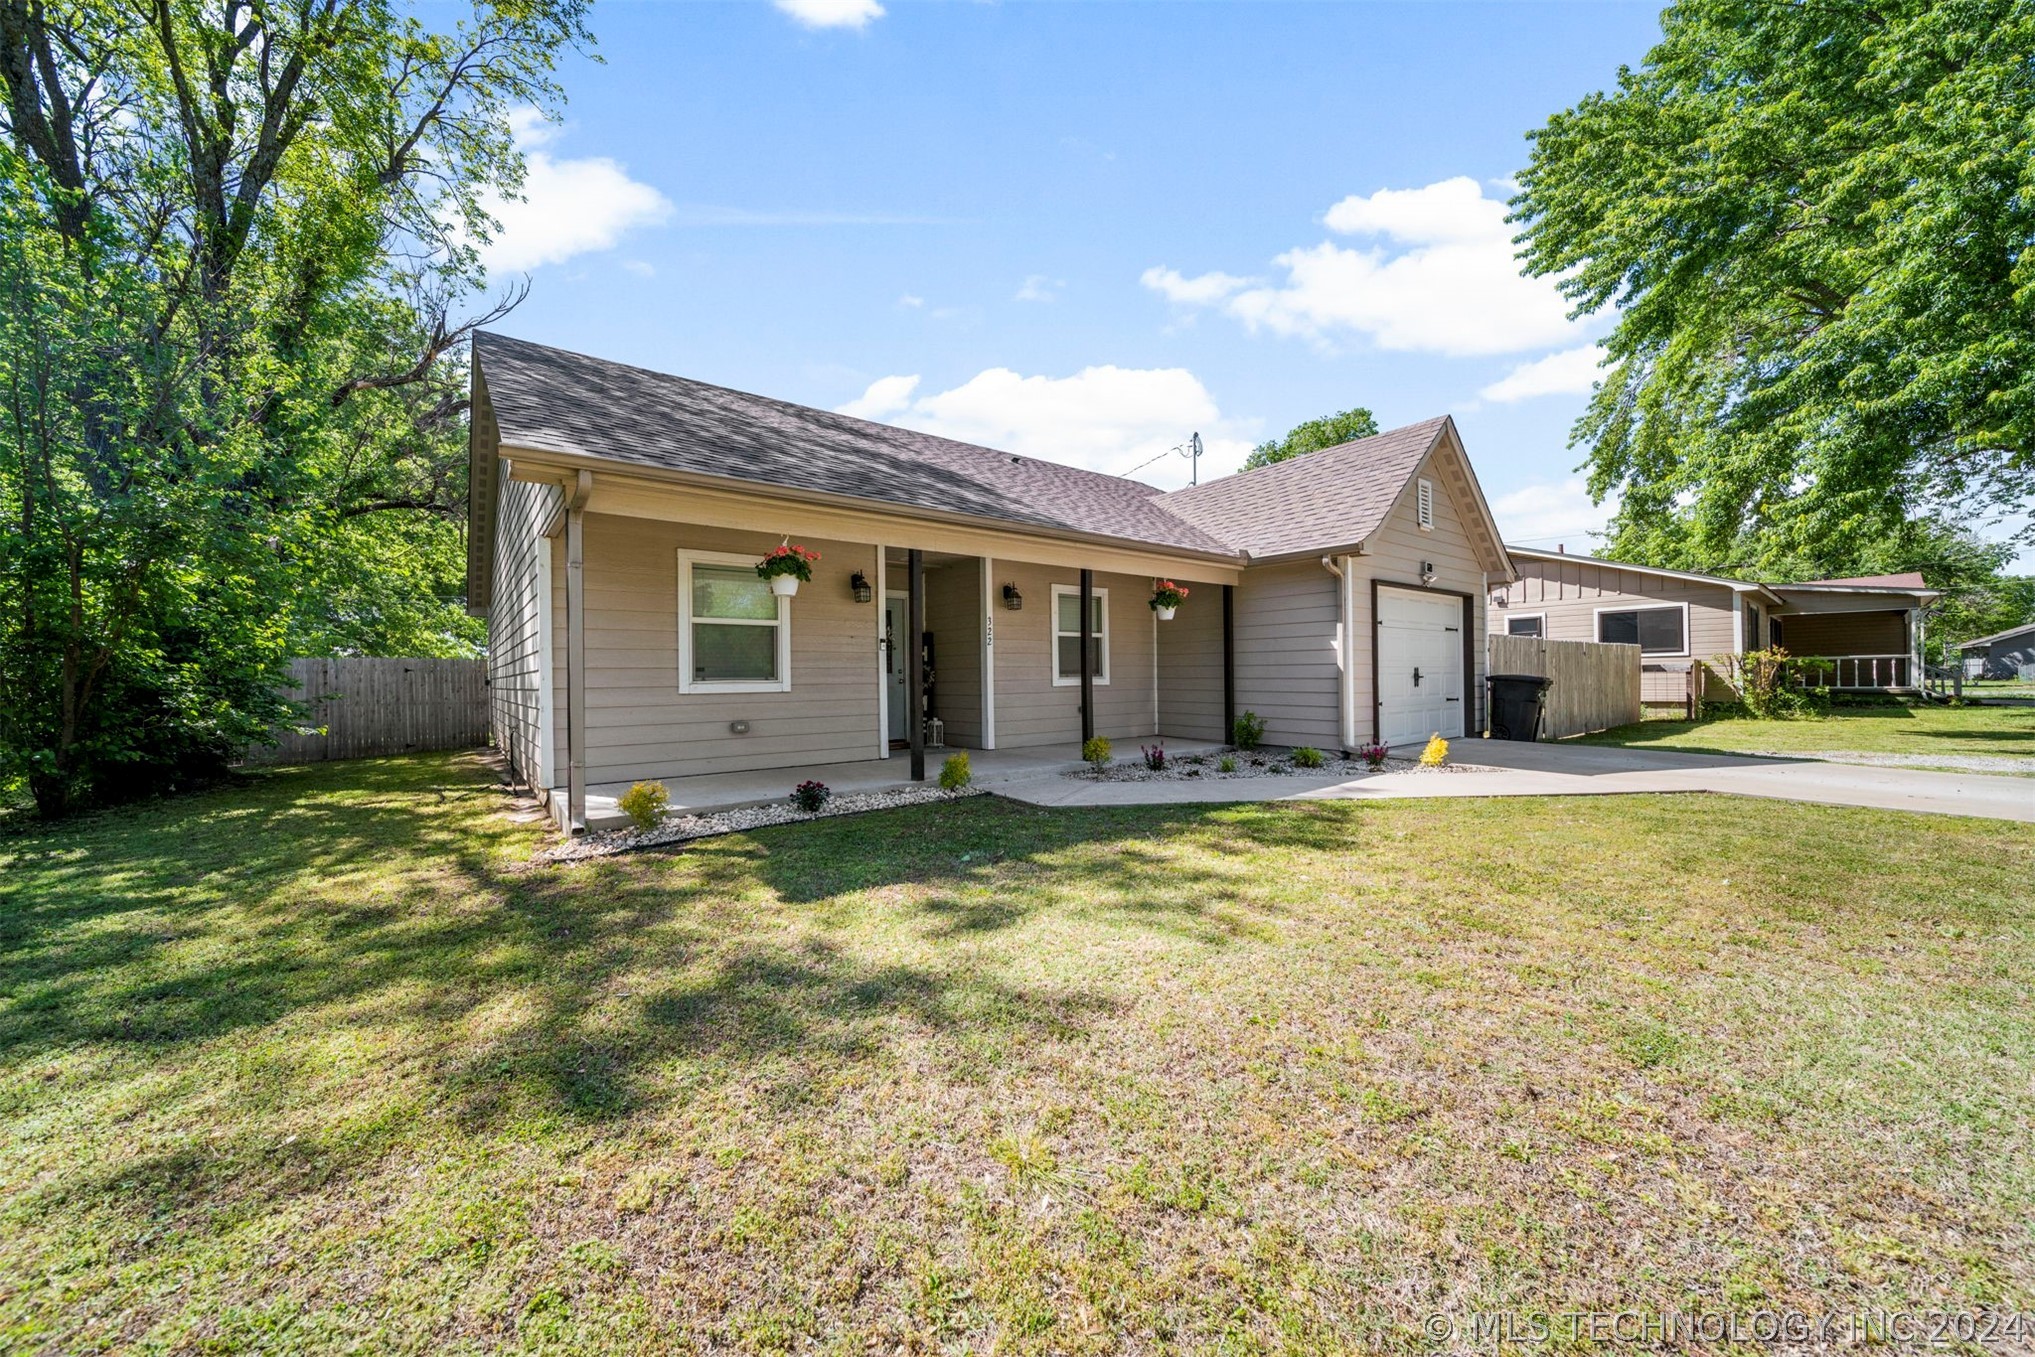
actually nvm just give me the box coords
[1578,700,2035,762]
[3,753,2032,1352]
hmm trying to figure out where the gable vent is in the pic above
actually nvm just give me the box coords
[1416,477,1434,530]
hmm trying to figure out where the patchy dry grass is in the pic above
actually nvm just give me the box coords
[1580,700,2035,763]
[1,753,2031,1353]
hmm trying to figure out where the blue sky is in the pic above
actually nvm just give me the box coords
[475,0,1680,551]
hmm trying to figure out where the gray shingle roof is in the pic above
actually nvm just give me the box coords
[474,332,1238,558]
[473,333,1470,566]
[1154,417,1450,558]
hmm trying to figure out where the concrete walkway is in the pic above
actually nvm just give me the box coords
[995,739,2035,823]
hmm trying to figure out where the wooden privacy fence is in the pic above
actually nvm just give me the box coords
[1487,635,1641,739]
[246,657,488,765]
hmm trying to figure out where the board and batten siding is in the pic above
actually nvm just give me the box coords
[1349,444,1489,742]
[1231,560,1342,750]
[922,558,985,747]
[991,561,1158,749]
[1154,575,1228,742]
[487,471,561,790]
[1494,557,1740,697]
[575,513,881,785]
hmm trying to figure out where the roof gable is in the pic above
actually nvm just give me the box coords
[1154,416,1507,570]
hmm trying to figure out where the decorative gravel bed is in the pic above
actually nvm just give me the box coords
[535,785,985,864]
[1074,749,1484,783]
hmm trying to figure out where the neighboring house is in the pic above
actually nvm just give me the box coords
[466,334,1513,830]
[1490,551,1940,700]
[1956,621,2035,680]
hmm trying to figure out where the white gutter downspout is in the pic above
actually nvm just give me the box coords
[1322,555,1357,753]
[564,469,593,834]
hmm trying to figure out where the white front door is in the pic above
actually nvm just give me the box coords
[884,593,909,742]
[1377,586,1465,746]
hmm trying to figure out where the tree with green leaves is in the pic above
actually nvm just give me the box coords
[0,0,589,814]
[1513,0,2034,578]
[1242,407,1379,472]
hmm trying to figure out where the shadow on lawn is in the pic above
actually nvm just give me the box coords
[0,754,1354,1215]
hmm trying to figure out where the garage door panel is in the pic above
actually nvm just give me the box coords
[1377,587,1465,746]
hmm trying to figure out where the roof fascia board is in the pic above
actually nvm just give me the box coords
[504,445,1245,582]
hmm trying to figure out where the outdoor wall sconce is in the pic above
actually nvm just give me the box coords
[850,571,873,603]
[1419,561,1437,586]
[1002,583,1023,611]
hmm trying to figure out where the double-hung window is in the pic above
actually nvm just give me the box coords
[679,550,790,693]
[1596,604,1687,656]
[1051,585,1109,685]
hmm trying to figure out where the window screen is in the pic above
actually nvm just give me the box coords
[688,563,780,683]
[1597,607,1685,655]
[1053,588,1107,682]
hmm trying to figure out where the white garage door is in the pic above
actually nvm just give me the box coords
[1377,586,1465,747]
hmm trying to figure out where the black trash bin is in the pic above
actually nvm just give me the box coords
[1487,673,1553,741]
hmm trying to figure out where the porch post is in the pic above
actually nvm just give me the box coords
[1079,568,1095,744]
[1222,583,1235,744]
[564,469,592,834]
[980,556,996,750]
[908,548,926,781]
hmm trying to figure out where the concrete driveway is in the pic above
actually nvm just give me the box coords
[997,738,2035,823]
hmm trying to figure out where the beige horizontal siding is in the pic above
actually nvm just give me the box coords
[1155,577,1227,742]
[992,562,1158,749]
[1232,559,1341,750]
[575,513,881,784]
[487,472,559,789]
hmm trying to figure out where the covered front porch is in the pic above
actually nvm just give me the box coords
[1772,599,1928,693]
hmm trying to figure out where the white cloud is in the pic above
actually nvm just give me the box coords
[476,116,670,274]
[1144,177,1583,357]
[838,373,921,420]
[774,0,884,29]
[1479,344,1607,403]
[1140,265,1249,306]
[836,366,1255,488]
[620,258,656,278]
[896,293,924,309]
[1491,477,1620,550]
[1015,274,1062,303]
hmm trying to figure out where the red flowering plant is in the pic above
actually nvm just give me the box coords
[1149,579,1189,611]
[756,543,820,583]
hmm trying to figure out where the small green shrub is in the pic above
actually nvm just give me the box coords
[1216,754,1237,773]
[1290,745,1324,769]
[938,751,972,790]
[1731,646,1830,720]
[616,781,669,831]
[1230,710,1264,750]
[1081,736,1113,771]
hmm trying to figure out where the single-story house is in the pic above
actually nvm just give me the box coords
[466,334,1514,830]
[1956,621,2035,680]
[1489,551,1940,701]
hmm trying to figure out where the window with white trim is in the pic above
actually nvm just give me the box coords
[1051,585,1109,686]
[679,550,791,692]
[1506,613,1545,638]
[1416,478,1434,529]
[1597,605,1686,656]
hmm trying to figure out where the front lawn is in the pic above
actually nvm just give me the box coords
[3,754,2030,1352]
[1577,699,2035,763]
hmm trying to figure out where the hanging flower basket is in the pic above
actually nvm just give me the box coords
[757,544,820,596]
[1149,579,1189,620]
